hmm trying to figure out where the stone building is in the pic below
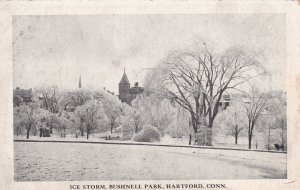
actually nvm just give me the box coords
[118,70,144,104]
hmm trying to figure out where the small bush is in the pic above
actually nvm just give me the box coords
[132,125,161,142]
[121,124,134,140]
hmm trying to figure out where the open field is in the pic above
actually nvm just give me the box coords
[14,141,287,181]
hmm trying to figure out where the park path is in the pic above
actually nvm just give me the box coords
[14,141,286,181]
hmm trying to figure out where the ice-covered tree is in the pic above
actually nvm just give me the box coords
[265,91,287,150]
[132,94,175,135]
[33,108,51,137]
[75,99,103,139]
[145,41,266,146]
[61,89,92,110]
[47,112,72,137]
[35,86,63,114]
[214,101,247,144]
[94,90,122,133]
[169,107,194,145]
[244,87,272,149]
[119,104,143,140]
[14,102,40,139]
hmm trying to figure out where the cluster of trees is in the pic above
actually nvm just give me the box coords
[14,87,142,140]
[14,40,287,150]
[14,86,176,141]
[214,90,286,150]
[142,40,286,149]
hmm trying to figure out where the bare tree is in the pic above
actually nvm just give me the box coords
[85,107,98,140]
[35,87,65,133]
[229,124,244,144]
[214,100,247,144]
[146,41,265,146]
[245,87,272,149]
[36,87,61,114]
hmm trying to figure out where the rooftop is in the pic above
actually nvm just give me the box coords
[119,70,130,85]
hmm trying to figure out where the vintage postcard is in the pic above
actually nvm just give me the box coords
[0,1,300,190]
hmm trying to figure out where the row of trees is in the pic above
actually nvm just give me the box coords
[14,86,173,141]
[14,88,132,139]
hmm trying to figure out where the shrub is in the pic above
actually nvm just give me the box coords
[132,125,161,142]
[121,123,134,140]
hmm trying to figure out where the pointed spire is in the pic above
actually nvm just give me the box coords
[119,68,130,85]
[78,75,82,88]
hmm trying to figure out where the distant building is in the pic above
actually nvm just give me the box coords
[218,93,254,110]
[13,87,33,106]
[118,69,144,104]
[219,94,231,109]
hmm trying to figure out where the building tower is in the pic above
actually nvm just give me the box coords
[78,75,82,88]
[119,69,130,103]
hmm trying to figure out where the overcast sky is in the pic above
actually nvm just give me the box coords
[13,14,286,93]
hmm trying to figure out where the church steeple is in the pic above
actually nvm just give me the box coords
[119,68,130,103]
[78,75,82,88]
[119,68,130,85]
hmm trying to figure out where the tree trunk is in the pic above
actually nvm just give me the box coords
[194,127,213,146]
[87,132,89,139]
[194,123,201,145]
[111,124,113,133]
[235,134,238,144]
[248,122,255,149]
[188,134,192,145]
[205,127,213,146]
[81,129,84,136]
[26,129,30,139]
[248,121,252,149]
[194,116,213,146]
[248,132,252,149]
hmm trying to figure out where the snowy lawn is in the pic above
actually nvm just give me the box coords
[14,141,286,181]
[14,134,273,151]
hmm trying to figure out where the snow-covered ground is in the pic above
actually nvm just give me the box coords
[14,134,273,151]
[14,141,286,181]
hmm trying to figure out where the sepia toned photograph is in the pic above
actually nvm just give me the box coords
[12,14,287,181]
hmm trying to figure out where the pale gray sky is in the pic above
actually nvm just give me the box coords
[13,14,286,93]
